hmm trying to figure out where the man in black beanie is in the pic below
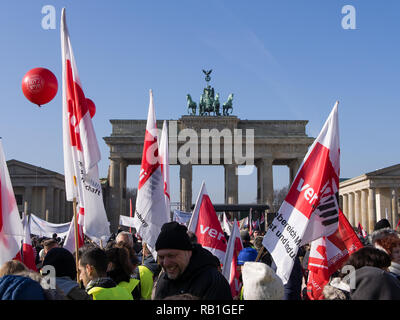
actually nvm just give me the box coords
[154,221,232,300]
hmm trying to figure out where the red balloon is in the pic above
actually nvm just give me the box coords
[22,67,58,106]
[86,98,96,118]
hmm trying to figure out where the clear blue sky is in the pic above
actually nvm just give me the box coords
[1,1,399,206]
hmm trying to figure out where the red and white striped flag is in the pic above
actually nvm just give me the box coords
[0,140,24,266]
[21,215,37,271]
[133,90,168,258]
[222,219,243,298]
[263,102,340,284]
[61,8,110,248]
[188,181,227,262]
[159,120,171,221]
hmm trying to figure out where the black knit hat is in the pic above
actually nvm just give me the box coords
[155,222,193,251]
[42,247,76,280]
[374,219,391,231]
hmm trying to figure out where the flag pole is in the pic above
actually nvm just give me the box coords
[72,197,80,283]
[142,242,146,265]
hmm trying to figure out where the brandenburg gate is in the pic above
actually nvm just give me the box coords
[103,71,314,231]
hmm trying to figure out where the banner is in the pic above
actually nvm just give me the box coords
[29,214,70,238]
[173,209,192,226]
[119,215,136,229]
[263,102,340,284]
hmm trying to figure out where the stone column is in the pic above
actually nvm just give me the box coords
[361,189,368,230]
[120,159,127,217]
[348,192,354,227]
[224,164,238,205]
[54,188,60,223]
[342,193,349,221]
[354,191,361,226]
[180,163,192,212]
[45,186,54,222]
[368,188,376,234]
[392,188,399,229]
[108,158,121,232]
[289,158,302,185]
[256,158,274,211]
[60,190,66,223]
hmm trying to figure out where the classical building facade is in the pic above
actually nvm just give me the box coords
[339,164,400,233]
[103,116,314,231]
[7,159,73,223]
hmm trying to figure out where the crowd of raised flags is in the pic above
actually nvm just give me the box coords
[0,7,376,300]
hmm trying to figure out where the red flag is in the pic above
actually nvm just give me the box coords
[21,216,37,271]
[188,182,227,262]
[222,220,244,298]
[306,209,363,300]
[0,140,24,266]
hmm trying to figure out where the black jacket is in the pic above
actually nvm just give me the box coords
[154,244,232,300]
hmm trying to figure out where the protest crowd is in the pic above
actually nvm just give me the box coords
[1,216,400,300]
[1,8,400,302]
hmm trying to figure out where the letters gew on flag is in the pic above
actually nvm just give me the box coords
[263,102,340,284]
[188,182,227,263]
[133,90,168,259]
[221,219,244,298]
[61,8,110,244]
[0,140,24,266]
[306,209,363,300]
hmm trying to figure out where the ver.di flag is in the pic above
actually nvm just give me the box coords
[61,8,110,246]
[133,90,168,259]
[306,209,363,299]
[188,181,227,262]
[263,101,340,284]
[0,139,24,266]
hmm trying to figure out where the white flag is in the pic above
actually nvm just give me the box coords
[0,139,24,266]
[61,8,110,246]
[263,102,340,284]
[133,90,168,259]
[159,120,171,221]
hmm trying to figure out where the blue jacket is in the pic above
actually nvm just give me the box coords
[0,275,45,300]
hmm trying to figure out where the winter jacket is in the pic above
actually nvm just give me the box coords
[350,266,400,300]
[0,275,45,300]
[86,277,133,300]
[389,261,400,281]
[56,276,92,300]
[283,253,303,300]
[154,244,232,300]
